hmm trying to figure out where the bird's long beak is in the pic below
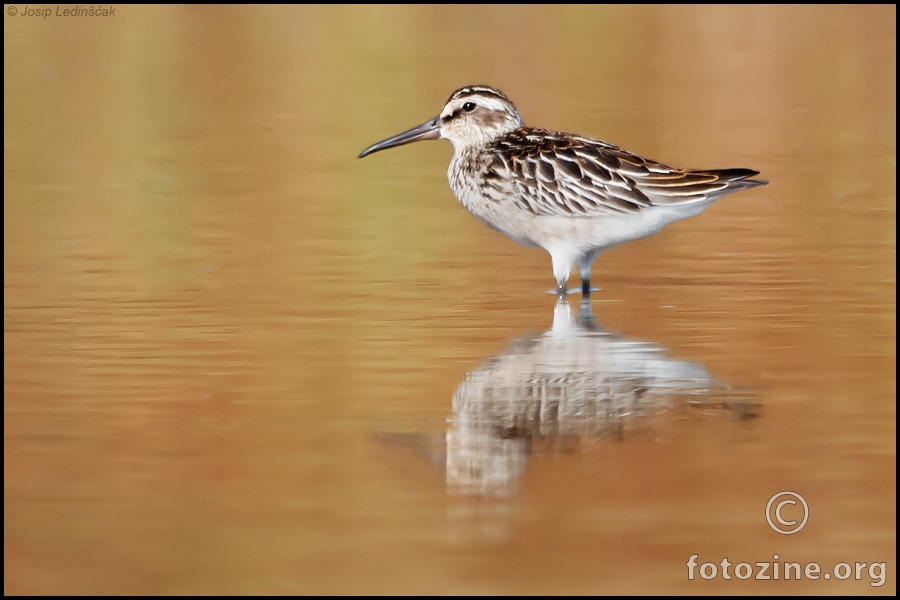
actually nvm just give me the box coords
[358,116,441,158]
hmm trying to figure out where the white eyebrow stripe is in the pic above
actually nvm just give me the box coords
[472,97,512,112]
[441,95,517,120]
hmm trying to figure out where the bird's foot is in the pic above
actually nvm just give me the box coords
[547,287,585,296]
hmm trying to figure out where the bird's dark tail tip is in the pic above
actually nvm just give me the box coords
[694,168,768,189]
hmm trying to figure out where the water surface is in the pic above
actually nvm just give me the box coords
[5,5,895,594]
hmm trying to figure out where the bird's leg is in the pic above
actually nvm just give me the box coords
[579,262,592,296]
[578,256,600,296]
[550,253,575,296]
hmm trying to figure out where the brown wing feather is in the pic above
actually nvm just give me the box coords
[489,127,765,217]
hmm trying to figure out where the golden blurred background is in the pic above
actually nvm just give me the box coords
[4,5,895,594]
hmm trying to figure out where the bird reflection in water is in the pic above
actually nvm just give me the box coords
[374,300,758,542]
[446,299,758,499]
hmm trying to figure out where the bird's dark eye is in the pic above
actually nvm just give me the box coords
[463,102,476,112]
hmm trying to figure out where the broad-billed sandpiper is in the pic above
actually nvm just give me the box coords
[358,85,767,296]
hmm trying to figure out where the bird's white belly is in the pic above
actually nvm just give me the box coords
[533,202,711,255]
[454,177,712,259]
